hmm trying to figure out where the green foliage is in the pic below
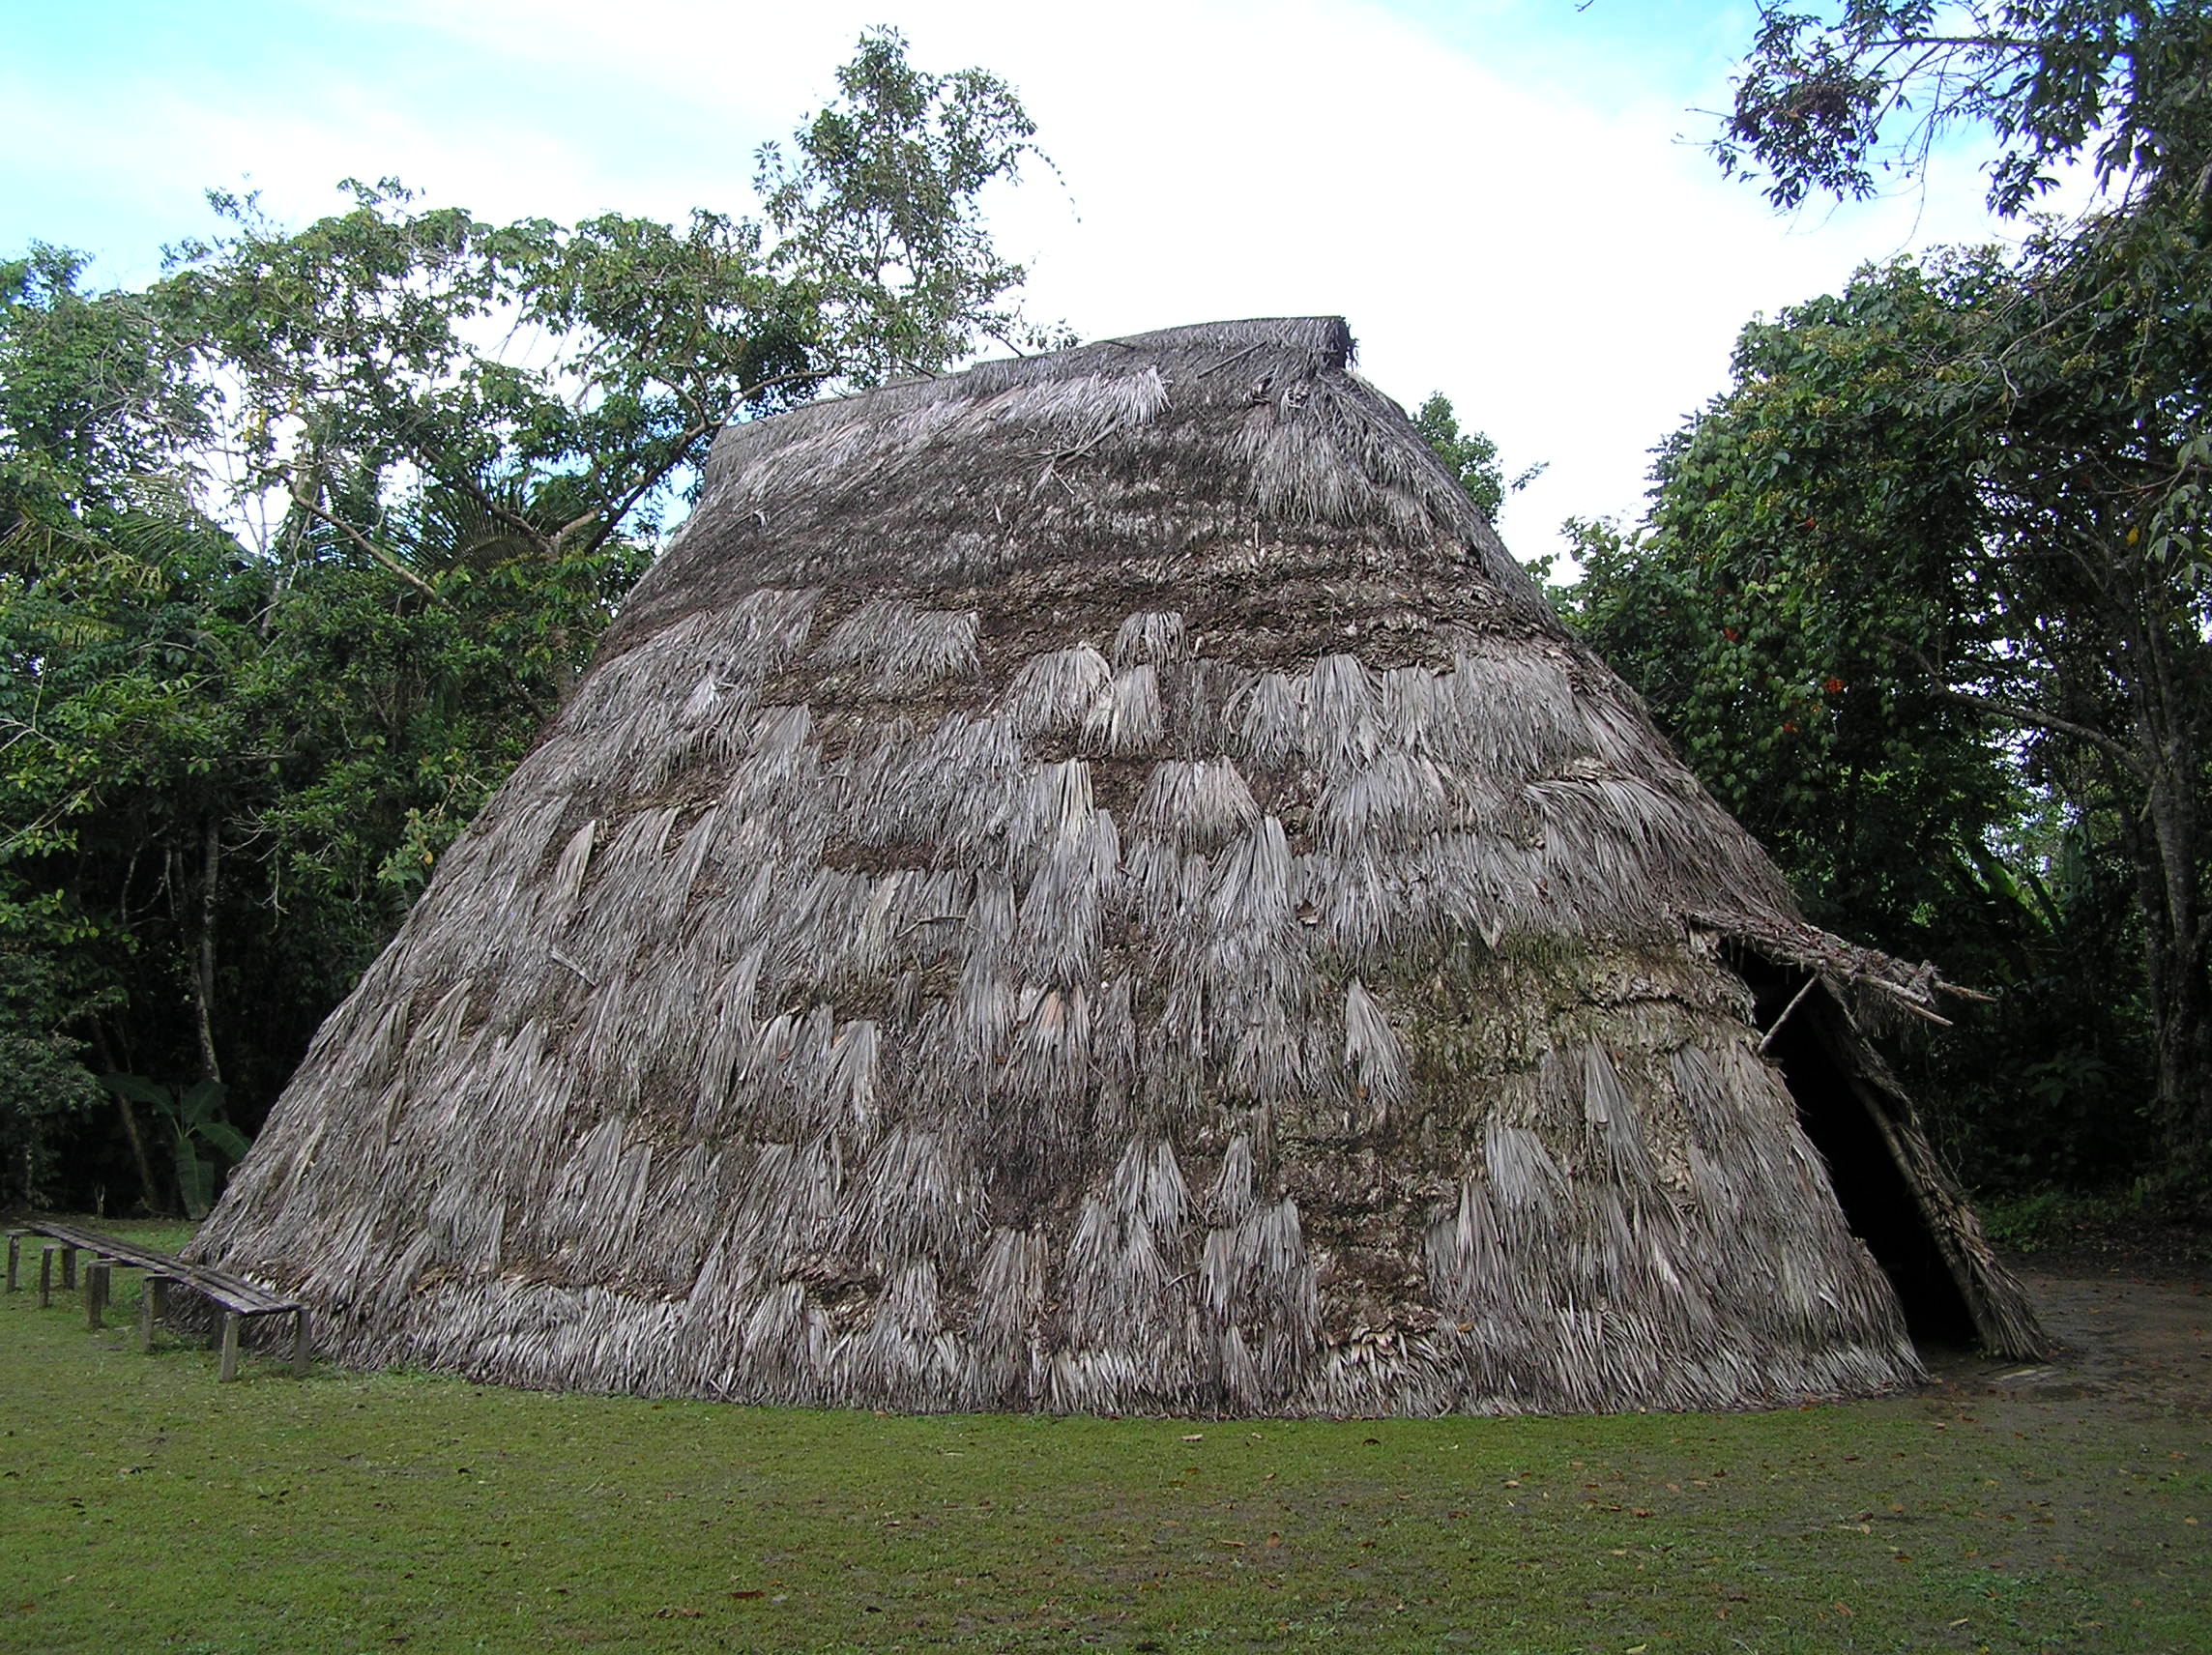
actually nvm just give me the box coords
[1718,1,2212,216]
[1691,1,2212,1204]
[98,1075,247,1219]
[1412,392,1545,523]
[1412,393,1557,591]
[0,31,1055,1208]
[1593,250,2021,927]
[1569,228,2212,1188]
[0,247,205,506]
[757,25,1067,380]
[1,246,251,1203]
[0,946,105,1205]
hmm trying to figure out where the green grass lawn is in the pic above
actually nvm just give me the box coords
[2,1223,2203,1653]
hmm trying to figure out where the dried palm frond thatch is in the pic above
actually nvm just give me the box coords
[192,316,2042,1413]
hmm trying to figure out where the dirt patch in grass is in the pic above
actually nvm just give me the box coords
[0,1230,2203,1653]
[1931,1261,2211,1418]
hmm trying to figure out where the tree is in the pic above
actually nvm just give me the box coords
[756,26,1068,383]
[1,243,242,1209]
[1690,1,2212,1199]
[0,29,1060,1211]
[1579,230,2206,1190]
[1717,1,2212,216]
[155,27,1053,652]
[0,948,106,1206]
[1412,393,1556,591]
[1412,393,1546,521]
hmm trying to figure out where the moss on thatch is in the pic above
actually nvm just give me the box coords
[192,316,2041,1413]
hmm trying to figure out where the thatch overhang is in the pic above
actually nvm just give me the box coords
[192,315,2043,1412]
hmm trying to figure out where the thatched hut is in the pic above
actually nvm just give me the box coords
[193,317,2042,1414]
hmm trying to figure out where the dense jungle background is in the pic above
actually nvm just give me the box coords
[5,8,2209,1234]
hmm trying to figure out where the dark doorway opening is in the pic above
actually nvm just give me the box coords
[1738,959,1979,1350]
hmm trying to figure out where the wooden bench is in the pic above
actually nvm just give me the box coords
[6,1218,309,1380]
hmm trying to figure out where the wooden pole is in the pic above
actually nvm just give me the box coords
[292,1308,311,1378]
[4,1232,17,1292]
[39,1244,55,1309]
[1758,974,1821,1057]
[218,1312,241,1382]
[85,1261,109,1330]
[59,1246,76,1292]
[140,1273,168,1353]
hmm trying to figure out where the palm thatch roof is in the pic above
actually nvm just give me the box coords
[193,316,2042,1414]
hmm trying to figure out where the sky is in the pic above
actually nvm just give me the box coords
[2,0,2054,563]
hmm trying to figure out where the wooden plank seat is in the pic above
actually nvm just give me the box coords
[6,1218,309,1380]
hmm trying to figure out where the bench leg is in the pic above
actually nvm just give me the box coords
[60,1246,75,1292]
[218,1312,241,1381]
[140,1273,169,1353]
[85,1261,109,1330]
[39,1244,55,1309]
[292,1307,311,1378]
[5,1232,17,1292]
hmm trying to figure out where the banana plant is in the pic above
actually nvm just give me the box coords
[100,1075,250,1220]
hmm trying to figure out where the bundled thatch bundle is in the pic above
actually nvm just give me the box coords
[194,317,2042,1414]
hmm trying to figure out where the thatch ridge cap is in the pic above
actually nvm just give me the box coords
[610,310,1561,662]
[701,315,1356,484]
[1101,314,1353,360]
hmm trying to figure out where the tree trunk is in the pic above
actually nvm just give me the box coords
[2118,569,2212,1195]
[549,624,578,709]
[93,1025,166,1217]
[2151,947,2212,1191]
[2141,766,2212,1193]
[192,815,223,1086]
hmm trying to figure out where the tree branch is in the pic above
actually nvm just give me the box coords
[1941,686,2147,775]
[573,421,715,561]
[388,429,550,549]
[1869,36,2035,52]
[572,365,832,562]
[287,488,444,604]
